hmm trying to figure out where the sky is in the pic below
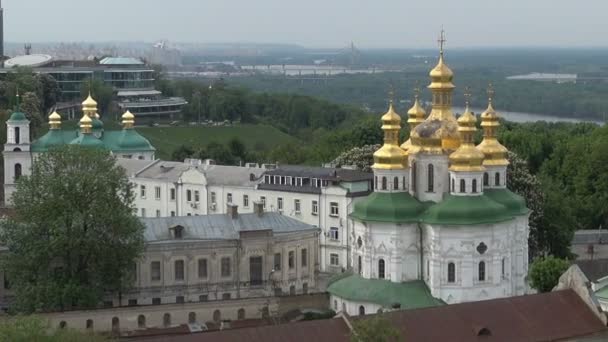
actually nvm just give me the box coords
[4,0,608,48]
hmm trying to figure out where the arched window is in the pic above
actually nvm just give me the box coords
[86,319,94,330]
[382,177,387,190]
[451,178,455,193]
[334,300,338,311]
[378,259,385,279]
[483,172,489,186]
[472,179,477,193]
[393,177,399,190]
[402,176,406,190]
[495,172,500,186]
[12,147,21,152]
[479,261,486,282]
[342,303,346,313]
[427,164,434,192]
[14,127,20,144]
[59,321,67,329]
[359,305,365,316]
[412,162,417,192]
[163,313,171,327]
[374,176,378,190]
[237,308,245,320]
[137,315,146,329]
[460,179,465,193]
[111,317,120,334]
[447,262,455,283]
[14,163,22,181]
[501,258,506,278]
[213,310,221,322]
[188,312,197,324]
[262,306,269,319]
[358,256,362,275]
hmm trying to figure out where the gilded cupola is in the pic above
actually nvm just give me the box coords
[372,91,408,170]
[82,93,99,119]
[401,86,426,154]
[410,29,460,153]
[48,111,62,130]
[79,110,93,134]
[449,90,485,172]
[477,85,509,166]
[122,110,135,129]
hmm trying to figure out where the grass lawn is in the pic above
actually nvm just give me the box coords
[135,124,300,160]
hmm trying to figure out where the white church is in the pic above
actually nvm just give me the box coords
[328,42,530,315]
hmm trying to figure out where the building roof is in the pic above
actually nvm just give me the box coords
[327,274,443,310]
[130,289,608,342]
[31,128,155,153]
[7,111,28,122]
[576,259,608,283]
[116,158,155,176]
[99,57,144,65]
[142,212,317,243]
[350,192,427,223]
[420,194,514,226]
[204,165,265,187]
[263,165,372,182]
[4,54,53,68]
[572,230,608,245]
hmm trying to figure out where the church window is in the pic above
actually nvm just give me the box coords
[501,258,506,278]
[460,179,466,193]
[483,172,489,186]
[334,300,338,311]
[382,177,387,190]
[174,260,184,281]
[402,176,406,190]
[14,163,22,181]
[359,305,365,316]
[393,177,399,190]
[451,178,455,193]
[472,179,478,193]
[477,242,487,254]
[427,164,434,192]
[14,127,20,144]
[495,172,500,186]
[357,236,363,249]
[447,262,455,283]
[412,162,417,192]
[378,259,386,279]
[479,261,486,282]
[375,176,378,190]
[358,256,362,274]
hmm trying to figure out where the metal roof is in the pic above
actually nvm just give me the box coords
[263,165,372,182]
[142,212,317,242]
[99,57,144,65]
[575,259,608,283]
[5,54,53,68]
[572,230,608,245]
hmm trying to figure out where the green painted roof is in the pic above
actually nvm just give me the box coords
[595,286,608,300]
[113,129,156,152]
[420,194,513,225]
[31,130,76,152]
[351,192,427,223]
[31,127,155,153]
[327,274,443,309]
[485,188,529,216]
[8,111,28,122]
[69,133,106,148]
[92,118,104,130]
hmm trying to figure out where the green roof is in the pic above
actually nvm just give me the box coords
[595,286,608,300]
[69,133,106,148]
[31,130,75,152]
[327,274,443,309]
[420,194,513,225]
[92,118,104,130]
[31,127,155,153]
[8,111,28,122]
[485,189,529,216]
[351,192,427,223]
[113,129,156,152]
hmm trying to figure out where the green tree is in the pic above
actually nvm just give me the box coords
[0,146,145,313]
[201,141,235,165]
[228,137,247,162]
[19,92,44,137]
[171,144,195,162]
[34,73,62,113]
[0,316,109,342]
[528,256,570,293]
[350,314,401,342]
[331,144,380,172]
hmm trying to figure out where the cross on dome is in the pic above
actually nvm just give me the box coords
[438,28,447,56]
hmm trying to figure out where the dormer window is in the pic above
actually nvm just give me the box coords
[170,225,185,239]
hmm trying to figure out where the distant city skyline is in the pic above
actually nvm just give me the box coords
[4,0,607,48]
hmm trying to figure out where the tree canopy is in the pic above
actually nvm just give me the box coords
[350,314,401,342]
[0,145,145,313]
[528,256,570,293]
[0,316,109,342]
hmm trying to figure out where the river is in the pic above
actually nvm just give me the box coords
[451,107,603,125]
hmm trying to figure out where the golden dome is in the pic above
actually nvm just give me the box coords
[82,93,99,119]
[401,89,427,153]
[449,101,485,172]
[121,110,135,129]
[373,100,408,170]
[79,112,93,134]
[48,111,62,130]
[477,87,509,166]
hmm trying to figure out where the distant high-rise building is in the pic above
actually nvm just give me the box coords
[0,0,4,58]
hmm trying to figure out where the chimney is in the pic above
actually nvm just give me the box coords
[253,201,264,217]
[227,203,238,220]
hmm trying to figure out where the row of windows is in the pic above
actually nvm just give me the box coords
[446,259,507,283]
[273,249,308,271]
[374,176,407,191]
[149,257,229,282]
[413,163,504,194]
[451,178,481,193]
[264,175,330,188]
[139,185,177,201]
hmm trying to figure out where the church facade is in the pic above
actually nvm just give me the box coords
[328,42,530,315]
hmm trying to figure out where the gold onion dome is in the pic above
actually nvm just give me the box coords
[48,111,62,130]
[410,30,460,153]
[449,94,485,171]
[400,87,427,153]
[122,110,135,129]
[373,96,408,170]
[477,86,509,166]
[82,93,100,119]
[79,111,93,133]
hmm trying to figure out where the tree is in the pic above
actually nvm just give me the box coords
[331,144,380,172]
[528,256,570,293]
[19,92,44,137]
[171,144,195,162]
[0,316,109,342]
[34,73,62,113]
[350,314,401,342]
[228,137,247,162]
[0,146,145,313]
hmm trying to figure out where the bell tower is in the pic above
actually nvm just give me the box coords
[3,95,32,204]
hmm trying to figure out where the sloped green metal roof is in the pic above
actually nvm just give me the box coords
[351,192,427,223]
[31,127,154,153]
[485,188,529,216]
[328,274,443,309]
[8,111,27,122]
[419,194,513,225]
[31,130,76,152]
[109,129,156,152]
[69,133,106,148]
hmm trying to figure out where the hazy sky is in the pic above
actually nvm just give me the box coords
[5,0,607,48]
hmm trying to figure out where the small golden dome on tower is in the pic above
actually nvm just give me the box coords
[401,86,427,153]
[449,92,485,172]
[79,111,93,134]
[82,93,100,119]
[373,92,408,170]
[48,111,62,130]
[121,110,135,129]
[477,85,509,166]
